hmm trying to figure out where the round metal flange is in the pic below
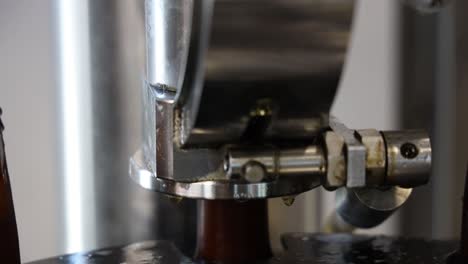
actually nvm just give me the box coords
[335,186,412,228]
[129,150,320,200]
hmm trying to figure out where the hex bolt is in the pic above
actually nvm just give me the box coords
[243,162,266,183]
[400,142,419,159]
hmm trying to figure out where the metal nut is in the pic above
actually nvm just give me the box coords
[323,131,346,188]
[356,129,386,186]
[329,116,366,188]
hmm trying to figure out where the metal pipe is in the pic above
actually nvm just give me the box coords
[145,0,193,101]
[226,146,326,181]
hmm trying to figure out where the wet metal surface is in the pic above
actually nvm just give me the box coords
[274,233,457,264]
[29,234,457,264]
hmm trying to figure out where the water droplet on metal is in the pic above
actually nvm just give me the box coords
[282,196,296,206]
[166,195,183,204]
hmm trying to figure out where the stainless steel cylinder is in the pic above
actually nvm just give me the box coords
[145,0,193,100]
[226,146,326,180]
[336,187,412,228]
[382,130,431,187]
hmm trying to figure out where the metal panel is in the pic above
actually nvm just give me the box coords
[178,0,355,145]
[54,0,195,255]
[399,0,468,239]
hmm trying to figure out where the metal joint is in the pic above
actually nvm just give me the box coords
[329,116,366,188]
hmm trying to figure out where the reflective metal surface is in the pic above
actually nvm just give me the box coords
[336,187,412,228]
[54,0,195,254]
[130,150,321,199]
[131,125,431,199]
[178,0,356,145]
[135,0,432,202]
[225,146,326,180]
[145,0,193,101]
[329,117,367,188]
[29,234,458,264]
[382,130,431,187]
[138,0,356,199]
[140,0,356,189]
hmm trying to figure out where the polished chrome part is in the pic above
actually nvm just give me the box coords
[130,150,321,200]
[323,128,431,190]
[356,129,386,186]
[178,0,356,145]
[145,0,193,102]
[225,146,326,181]
[134,0,433,200]
[330,117,367,188]
[55,0,195,254]
[243,162,266,183]
[132,124,432,199]
[135,0,356,199]
[55,0,96,252]
[135,80,432,199]
[382,130,431,187]
[335,187,412,229]
[279,147,327,177]
[225,149,276,180]
[142,84,224,183]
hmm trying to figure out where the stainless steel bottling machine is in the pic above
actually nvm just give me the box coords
[130,0,430,225]
[1,0,465,263]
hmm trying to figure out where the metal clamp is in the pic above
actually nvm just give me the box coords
[130,112,432,199]
[329,116,366,188]
[356,129,386,186]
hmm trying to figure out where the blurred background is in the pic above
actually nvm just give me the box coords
[0,0,467,263]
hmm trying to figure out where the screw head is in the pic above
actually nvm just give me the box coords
[400,143,419,159]
[243,162,266,183]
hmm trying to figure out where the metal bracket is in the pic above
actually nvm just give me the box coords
[329,116,366,188]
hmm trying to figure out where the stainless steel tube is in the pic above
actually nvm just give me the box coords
[145,0,193,101]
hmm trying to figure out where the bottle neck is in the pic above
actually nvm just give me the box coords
[194,199,272,263]
[0,116,21,263]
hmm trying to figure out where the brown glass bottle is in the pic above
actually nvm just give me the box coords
[0,110,21,263]
[194,199,272,264]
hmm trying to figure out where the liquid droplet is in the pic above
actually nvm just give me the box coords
[167,195,183,204]
[282,196,296,206]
